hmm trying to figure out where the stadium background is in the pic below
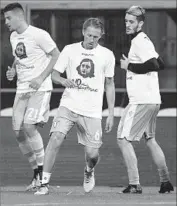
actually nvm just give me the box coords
[0,0,176,187]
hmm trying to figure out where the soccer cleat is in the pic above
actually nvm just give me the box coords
[34,184,49,195]
[159,181,174,193]
[83,167,95,193]
[26,175,41,191]
[121,184,142,194]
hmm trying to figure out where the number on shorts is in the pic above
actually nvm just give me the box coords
[94,131,100,141]
[27,108,38,120]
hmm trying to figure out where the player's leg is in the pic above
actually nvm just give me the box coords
[117,104,156,193]
[34,106,76,195]
[12,93,39,190]
[117,104,141,193]
[16,130,40,192]
[145,104,174,193]
[23,124,44,187]
[84,147,99,193]
[77,116,102,192]
[23,91,51,183]
[117,138,141,193]
[34,131,66,195]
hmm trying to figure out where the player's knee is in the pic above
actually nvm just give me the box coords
[50,132,65,147]
[85,147,99,159]
[87,156,99,168]
[146,137,157,147]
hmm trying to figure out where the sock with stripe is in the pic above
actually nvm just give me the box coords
[42,172,51,185]
[29,132,45,166]
[19,141,38,170]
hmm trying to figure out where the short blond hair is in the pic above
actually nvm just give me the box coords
[126,5,145,21]
[83,17,105,35]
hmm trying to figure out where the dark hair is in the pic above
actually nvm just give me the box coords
[3,2,24,13]
[126,5,145,22]
[83,17,105,35]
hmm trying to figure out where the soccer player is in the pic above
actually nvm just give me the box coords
[3,3,60,190]
[35,17,115,195]
[117,5,174,194]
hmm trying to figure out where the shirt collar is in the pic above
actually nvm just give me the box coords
[131,30,142,40]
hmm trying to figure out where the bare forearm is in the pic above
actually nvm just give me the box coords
[51,70,76,88]
[40,48,60,81]
[52,71,66,85]
[105,80,115,116]
[12,59,16,68]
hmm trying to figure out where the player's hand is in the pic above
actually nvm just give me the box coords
[105,114,114,133]
[61,79,76,88]
[120,54,129,70]
[29,76,44,90]
[6,66,16,81]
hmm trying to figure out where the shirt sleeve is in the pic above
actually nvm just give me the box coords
[134,36,159,63]
[128,58,161,74]
[104,51,115,77]
[53,46,69,73]
[35,30,56,54]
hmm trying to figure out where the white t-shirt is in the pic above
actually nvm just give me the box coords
[127,32,161,104]
[54,42,115,119]
[10,25,56,93]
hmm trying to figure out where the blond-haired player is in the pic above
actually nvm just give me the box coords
[117,5,174,194]
[35,17,115,195]
[3,3,60,191]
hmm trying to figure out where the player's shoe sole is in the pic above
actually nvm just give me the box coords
[34,185,49,195]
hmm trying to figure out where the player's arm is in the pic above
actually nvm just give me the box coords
[128,56,165,74]
[7,35,17,81]
[104,52,115,133]
[51,70,75,88]
[11,59,17,69]
[37,30,60,81]
[10,58,17,73]
[105,77,115,117]
[51,46,75,88]
[6,58,17,81]
[104,77,115,133]
[29,31,60,89]
[128,36,165,74]
[38,47,60,81]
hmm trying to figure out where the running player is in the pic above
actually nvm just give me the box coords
[3,2,60,190]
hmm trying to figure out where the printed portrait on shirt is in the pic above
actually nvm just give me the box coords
[15,42,27,59]
[76,58,95,78]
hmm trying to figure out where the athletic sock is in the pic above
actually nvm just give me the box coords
[128,168,140,185]
[29,133,44,166]
[42,172,51,185]
[158,166,170,182]
[33,168,39,179]
[38,165,43,182]
[19,141,38,169]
